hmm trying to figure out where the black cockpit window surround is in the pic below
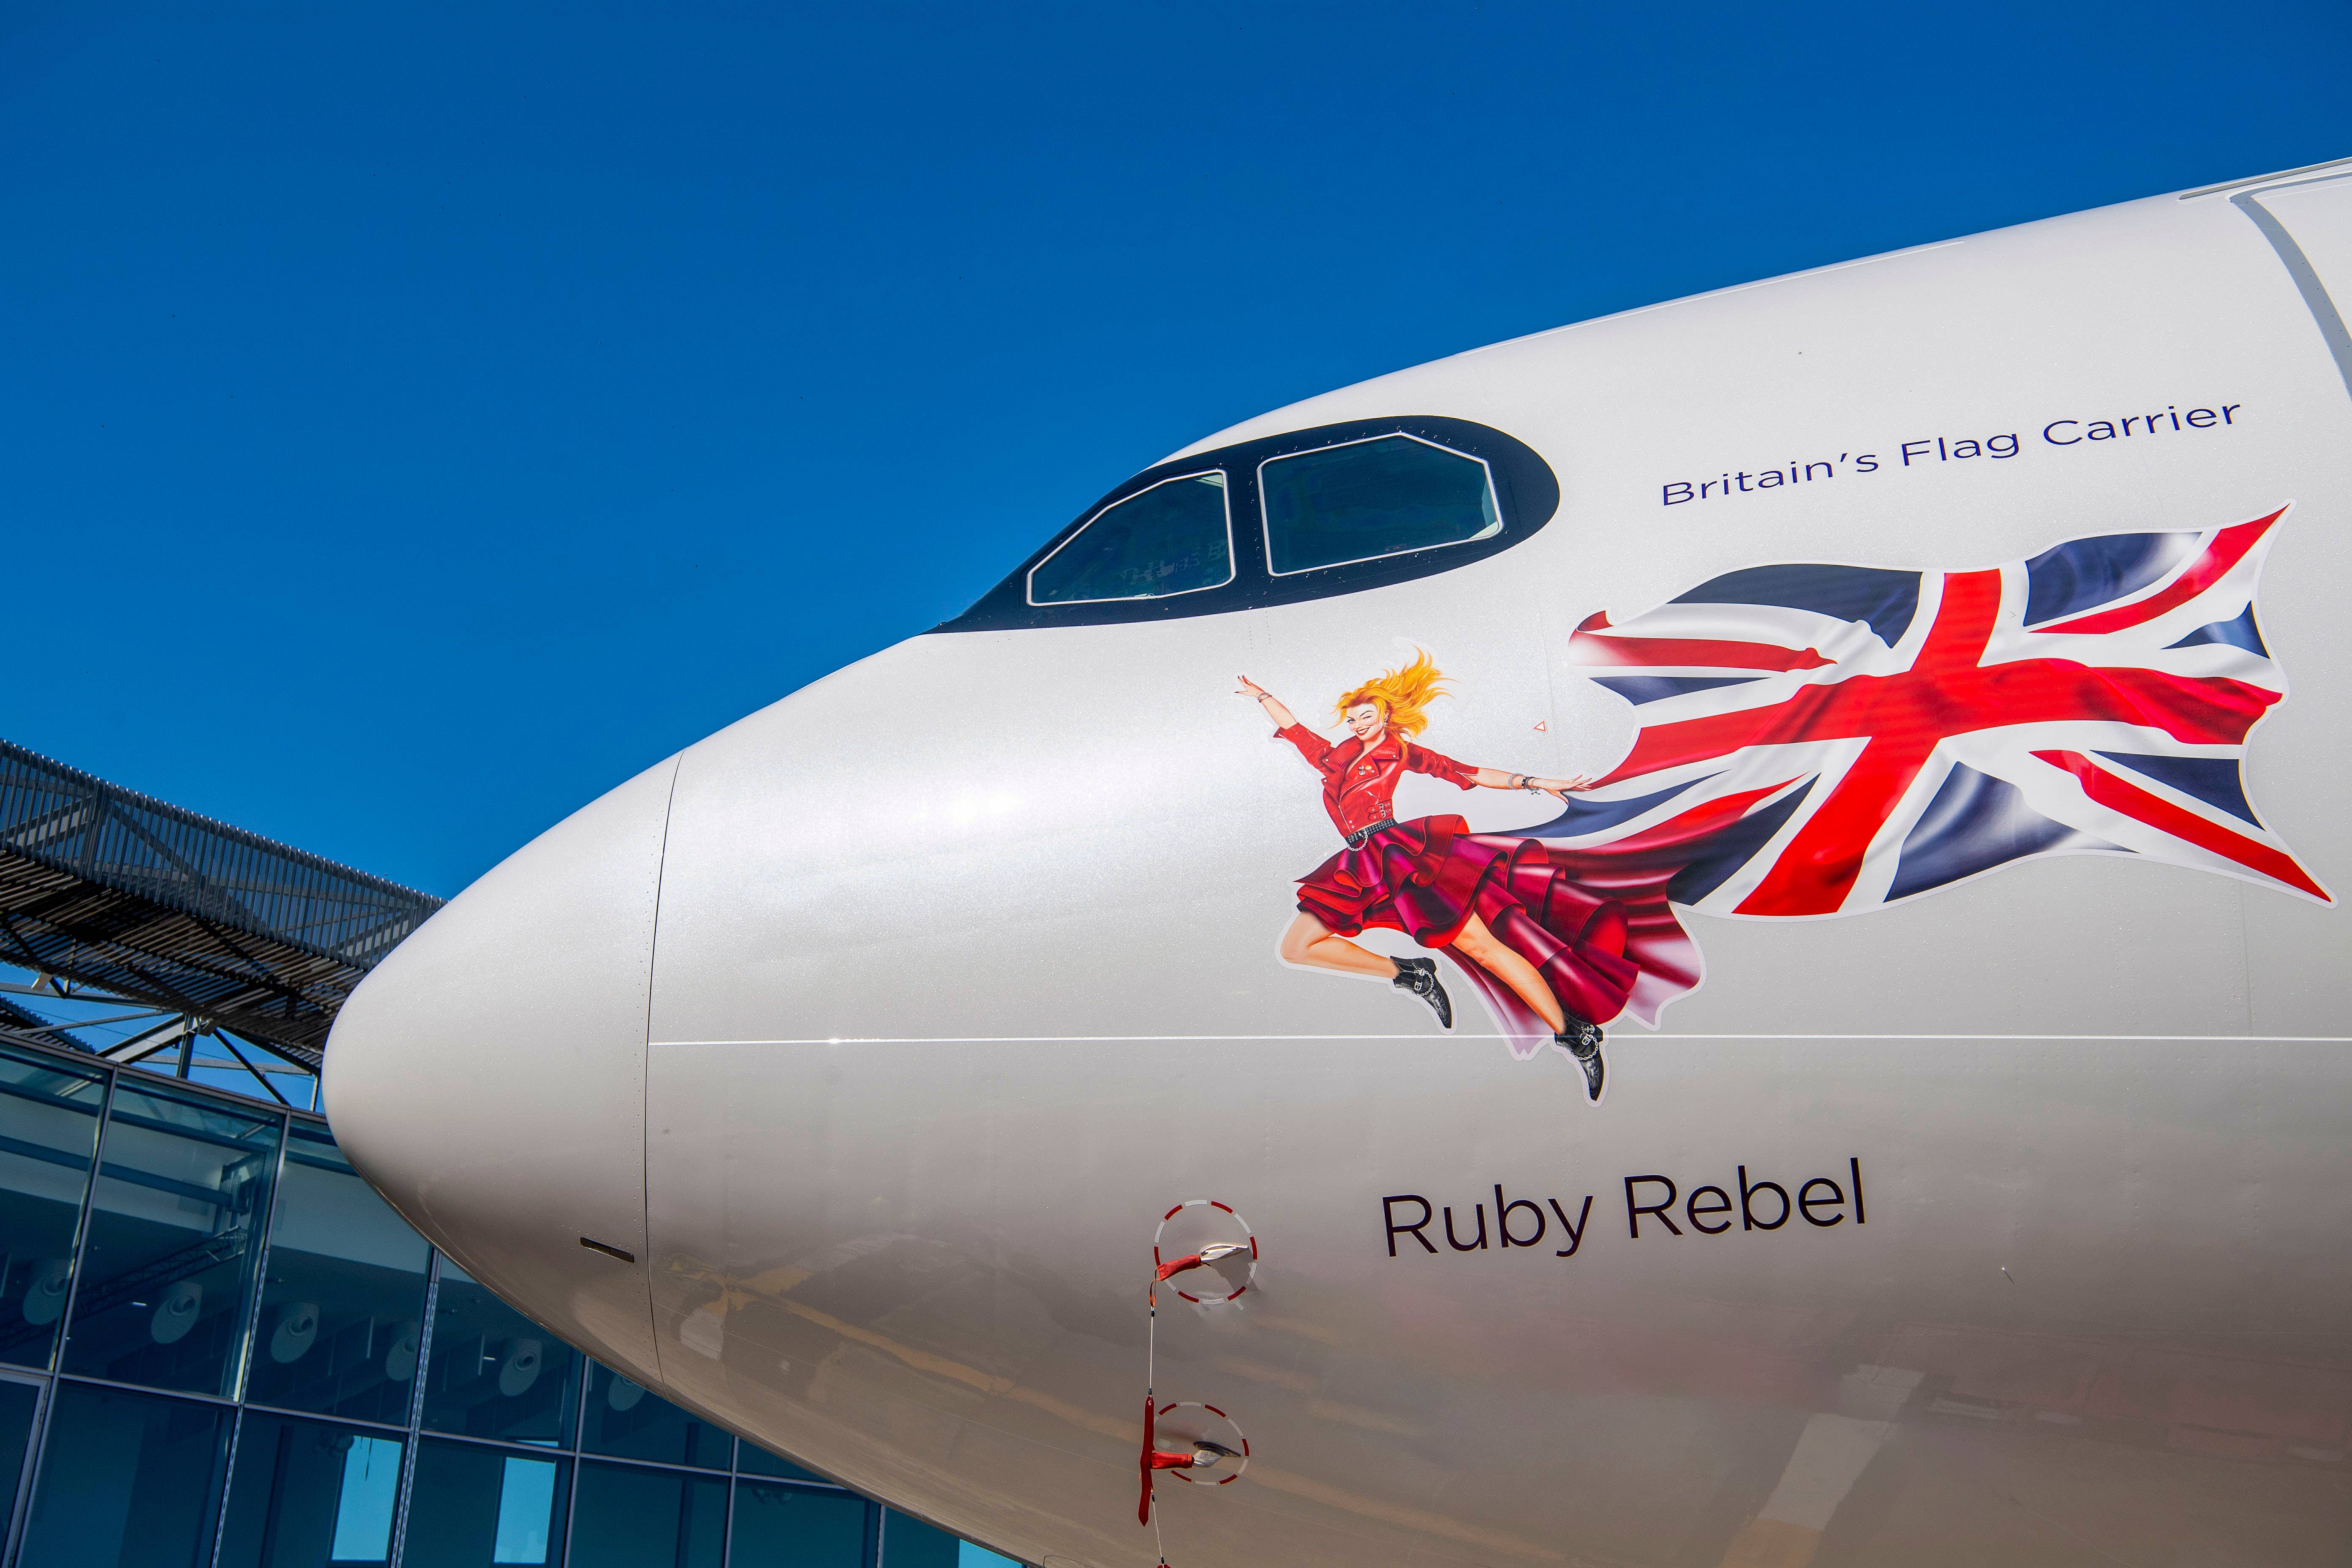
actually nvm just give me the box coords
[1259,432,1502,576]
[1026,469,1234,606]
[936,414,1560,634]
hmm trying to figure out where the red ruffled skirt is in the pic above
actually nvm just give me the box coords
[1295,815,1697,1053]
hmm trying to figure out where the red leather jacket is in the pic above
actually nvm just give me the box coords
[1276,724,1476,836]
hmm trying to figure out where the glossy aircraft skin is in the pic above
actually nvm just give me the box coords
[327,160,2352,1567]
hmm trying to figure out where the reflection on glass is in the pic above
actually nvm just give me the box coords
[1029,472,1233,604]
[495,1454,557,1563]
[404,1440,570,1566]
[1260,434,1500,575]
[885,1511,1019,1568]
[0,1048,105,1370]
[568,1459,727,1568]
[217,1410,403,1568]
[421,1260,577,1445]
[0,1378,37,1518]
[63,1083,281,1396]
[883,1510,958,1568]
[18,1380,230,1568]
[244,1123,429,1423]
[729,1481,871,1568]
[334,1434,403,1561]
[737,1442,832,1484]
[580,1359,732,1468]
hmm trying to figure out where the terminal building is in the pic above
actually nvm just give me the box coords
[0,739,1004,1568]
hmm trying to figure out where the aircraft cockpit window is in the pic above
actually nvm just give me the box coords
[1259,433,1500,575]
[940,416,1556,633]
[1026,471,1234,606]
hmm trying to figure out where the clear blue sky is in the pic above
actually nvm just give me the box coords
[8,0,2349,897]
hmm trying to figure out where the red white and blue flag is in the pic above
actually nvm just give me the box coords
[1533,505,2328,954]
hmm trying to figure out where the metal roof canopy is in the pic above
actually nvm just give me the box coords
[0,738,442,1071]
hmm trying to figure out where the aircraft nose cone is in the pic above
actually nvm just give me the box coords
[322,756,680,1376]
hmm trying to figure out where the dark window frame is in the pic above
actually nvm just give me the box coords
[939,415,1558,632]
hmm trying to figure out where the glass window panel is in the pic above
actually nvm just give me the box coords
[882,1511,957,1568]
[566,1459,726,1568]
[0,1048,106,1370]
[495,1455,557,1564]
[244,1124,430,1423]
[18,1380,230,1568]
[421,1261,578,1445]
[403,1440,570,1568]
[63,1082,282,1396]
[729,1482,872,1568]
[736,1443,830,1483]
[882,1512,1021,1568]
[217,1410,403,1568]
[579,1359,731,1468]
[0,1377,38,1529]
[1260,435,1500,575]
[1028,471,1232,604]
[334,1435,403,1561]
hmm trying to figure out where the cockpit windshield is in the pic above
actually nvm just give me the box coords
[1027,471,1232,605]
[1259,433,1501,575]
[942,416,1557,633]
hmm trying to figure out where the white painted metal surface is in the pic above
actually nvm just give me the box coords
[327,161,2352,1567]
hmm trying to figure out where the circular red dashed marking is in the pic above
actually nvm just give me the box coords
[1151,1199,1256,1304]
[1152,1401,1249,1487]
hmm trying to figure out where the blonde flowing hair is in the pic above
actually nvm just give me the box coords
[1334,649,1450,738]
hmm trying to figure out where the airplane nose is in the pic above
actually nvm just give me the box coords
[321,754,681,1377]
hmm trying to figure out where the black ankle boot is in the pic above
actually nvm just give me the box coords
[1554,1020,1604,1103]
[1390,956,1453,1029]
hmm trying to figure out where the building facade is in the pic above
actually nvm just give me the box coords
[0,1034,1001,1568]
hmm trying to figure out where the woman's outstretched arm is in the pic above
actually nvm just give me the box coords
[1466,766,1595,797]
[1236,676,1300,732]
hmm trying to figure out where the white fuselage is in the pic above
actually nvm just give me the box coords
[326,162,2352,1567]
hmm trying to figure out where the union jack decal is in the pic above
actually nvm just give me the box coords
[1533,505,2328,931]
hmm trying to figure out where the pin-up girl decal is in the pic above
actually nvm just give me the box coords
[1239,652,1697,1106]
